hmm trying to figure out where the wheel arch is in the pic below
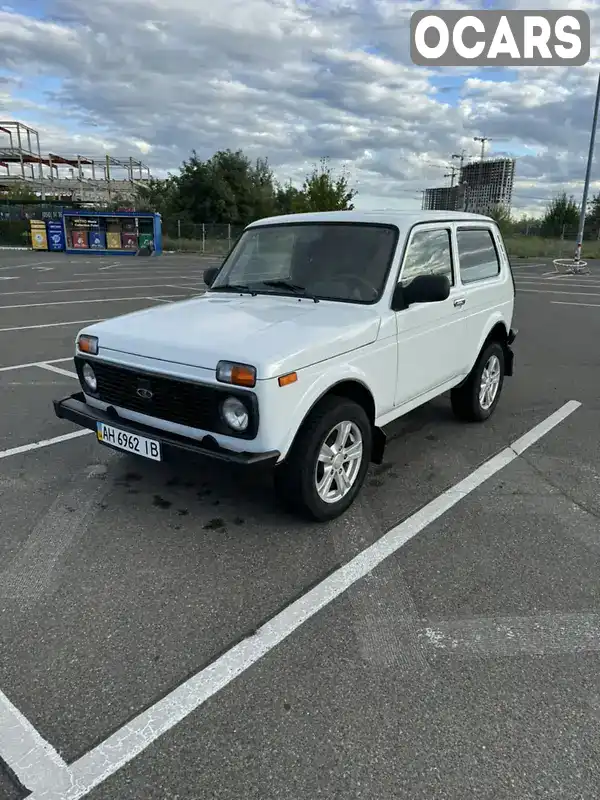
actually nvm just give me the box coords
[473,317,514,378]
[284,378,386,465]
[481,320,514,377]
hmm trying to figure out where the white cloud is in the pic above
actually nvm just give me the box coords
[0,0,599,216]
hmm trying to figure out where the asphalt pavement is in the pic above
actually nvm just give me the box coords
[0,252,599,800]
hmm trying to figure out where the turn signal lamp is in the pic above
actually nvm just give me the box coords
[216,360,257,388]
[77,334,99,355]
[278,372,297,387]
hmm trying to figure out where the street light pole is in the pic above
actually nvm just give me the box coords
[575,71,600,263]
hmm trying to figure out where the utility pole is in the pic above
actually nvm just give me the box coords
[574,71,600,263]
[474,136,490,160]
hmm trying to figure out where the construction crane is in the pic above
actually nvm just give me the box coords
[444,165,459,187]
[451,150,468,171]
[473,136,490,160]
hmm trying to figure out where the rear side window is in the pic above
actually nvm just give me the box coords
[456,228,500,284]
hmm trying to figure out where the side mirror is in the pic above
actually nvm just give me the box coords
[393,274,450,309]
[203,266,219,287]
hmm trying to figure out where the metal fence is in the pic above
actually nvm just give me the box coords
[0,203,86,221]
[510,222,600,239]
[4,204,600,256]
[161,222,245,254]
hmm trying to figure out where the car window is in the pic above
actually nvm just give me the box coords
[456,228,500,283]
[400,228,454,287]
[212,223,398,304]
[231,229,294,281]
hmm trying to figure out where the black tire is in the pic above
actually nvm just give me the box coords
[450,341,505,422]
[274,396,372,522]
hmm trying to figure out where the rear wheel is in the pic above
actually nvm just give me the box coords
[451,341,505,422]
[274,396,372,521]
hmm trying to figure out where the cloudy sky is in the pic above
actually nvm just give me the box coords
[1,0,599,217]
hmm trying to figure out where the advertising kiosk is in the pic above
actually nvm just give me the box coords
[62,210,162,256]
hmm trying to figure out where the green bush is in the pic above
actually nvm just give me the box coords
[0,219,29,246]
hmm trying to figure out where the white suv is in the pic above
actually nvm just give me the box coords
[54,210,517,521]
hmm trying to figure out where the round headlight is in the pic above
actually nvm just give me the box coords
[221,396,249,432]
[82,362,97,392]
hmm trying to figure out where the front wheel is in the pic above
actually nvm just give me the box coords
[451,341,505,422]
[274,396,372,521]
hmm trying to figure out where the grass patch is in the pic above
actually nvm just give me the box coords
[163,236,231,255]
[504,236,600,259]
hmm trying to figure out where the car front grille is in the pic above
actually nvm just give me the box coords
[74,357,257,439]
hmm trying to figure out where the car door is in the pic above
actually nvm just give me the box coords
[454,224,513,368]
[394,223,471,408]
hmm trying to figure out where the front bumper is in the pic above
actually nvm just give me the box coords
[53,392,280,467]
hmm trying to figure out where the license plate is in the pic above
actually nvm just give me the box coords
[96,422,161,461]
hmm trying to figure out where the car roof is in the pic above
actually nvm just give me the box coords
[247,209,495,228]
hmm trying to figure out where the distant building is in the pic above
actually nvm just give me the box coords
[459,158,515,214]
[422,157,516,216]
[422,185,458,211]
[0,120,152,204]
[422,183,468,212]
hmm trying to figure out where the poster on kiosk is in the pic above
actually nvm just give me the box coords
[62,210,162,255]
[46,220,65,251]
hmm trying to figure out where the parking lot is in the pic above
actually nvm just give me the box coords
[1,250,600,800]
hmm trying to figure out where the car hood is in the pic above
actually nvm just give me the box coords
[84,292,382,379]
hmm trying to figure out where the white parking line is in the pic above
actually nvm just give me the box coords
[72,272,206,277]
[166,283,206,291]
[511,264,547,271]
[551,301,600,308]
[1,284,200,296]
[0,430,92,461]
[516,288,600,297]
[0,296,170,310]
[420,611,600,657]
[516,279,600,289]
[0,358,72,373]
[0,261,54,271]
[0,464,111,604]
[0,319,102,333]
[23,400,581,800]
[0,690,70,793]
[40,276,204,285]
[35,363,78,378]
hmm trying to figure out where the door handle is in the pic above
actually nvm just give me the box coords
[454,297,466,307]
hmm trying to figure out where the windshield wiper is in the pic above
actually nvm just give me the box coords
[211,283,257,296]
[261,279,319,302]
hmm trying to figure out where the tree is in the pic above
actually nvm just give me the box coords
[136,176,180,221]
[295,157,357,212]
[487,204,514,236]
[275,179,306,214]
[0,185,39,203]
[585,191,600,238]
[135,149,358,225]
[174,149,278,226]
[540,192,579,238]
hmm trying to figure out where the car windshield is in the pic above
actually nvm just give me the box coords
[210,222,399,304]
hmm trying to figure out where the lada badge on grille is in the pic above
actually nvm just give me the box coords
[136,379,153,400]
